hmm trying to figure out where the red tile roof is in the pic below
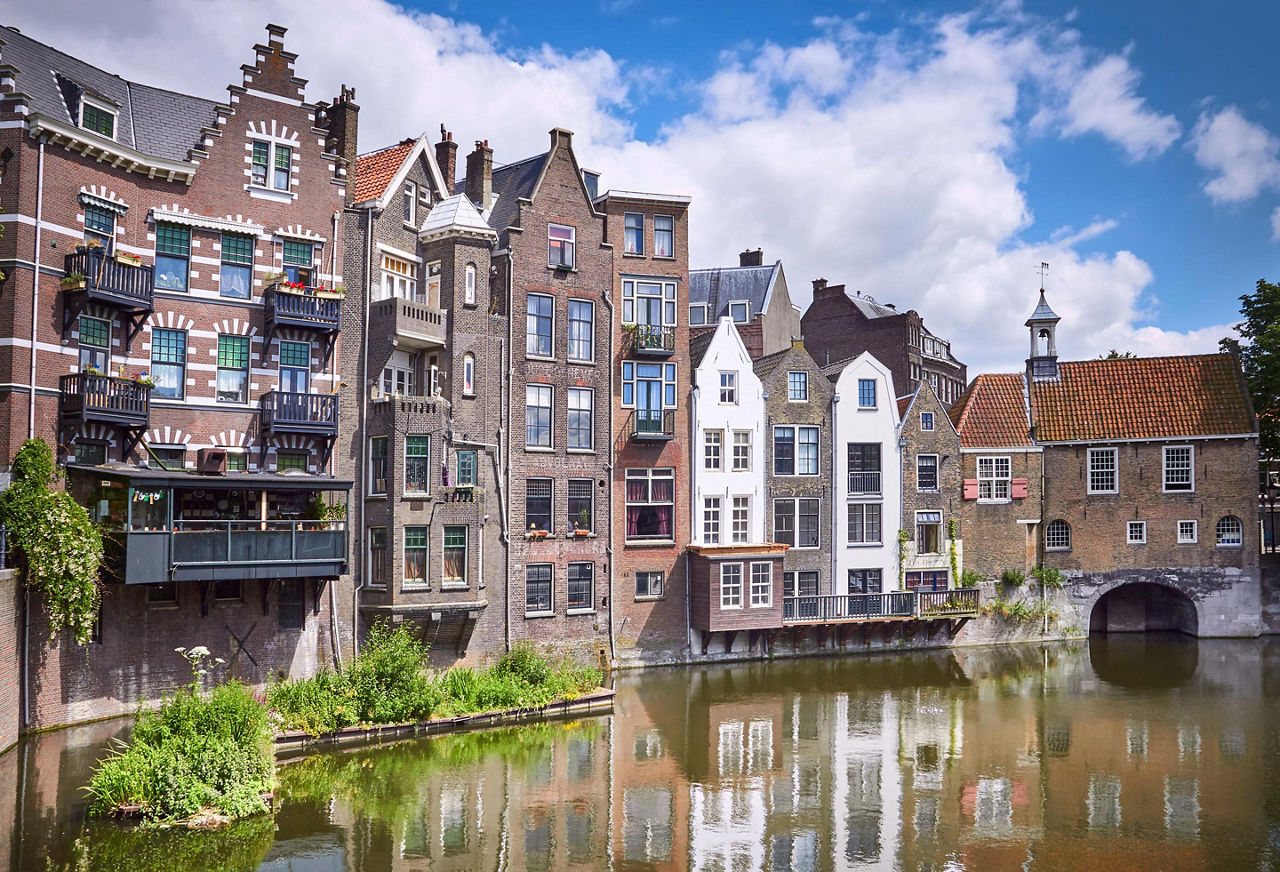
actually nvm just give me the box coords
[896,393,914,418]
[951,373,1032,448]
[1031,354,1254,442]
[351,141,415,204]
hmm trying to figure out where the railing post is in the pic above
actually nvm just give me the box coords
[226,521,232,562]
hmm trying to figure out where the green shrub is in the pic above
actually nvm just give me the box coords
[1032,566,1065,589]
[491,640,551,686]
[1000,569,1025,587]
[959,568,985,587]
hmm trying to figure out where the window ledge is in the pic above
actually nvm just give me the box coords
[525,610,556,619]
[626,539,676,548]
[1216,543,1243,549]
[846,542,884,548]
[857,406,878,411]
[402,492,431,500]
[524,447,555,453]
[749,603,773,609]
[621,252,647,259]
[441,582,470,591]
[401,583,431,592]
[720,604,743,611]
[567,359,597,367]
[147,602,180,610]
[524,533,556,541]
[652,255,677,261]
[1045,547,1072,553]
[566,448,597,455]
[976,499,1011,505]
[634,595,665,603]
[365,494,389,501]
[566,607,596,616]
[548,265,577,274]
[569,532,598,539]
[1087,490,1119,496]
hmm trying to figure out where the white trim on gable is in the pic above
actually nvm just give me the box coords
[354,133,449,211]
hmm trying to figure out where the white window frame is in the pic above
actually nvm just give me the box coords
[704,429,723,471]
[703,497,722,544]
[732,430,751,472]
[1216,515,1243,548]
[720,562,743,609]
[788,371,808,402]
[916,454,939,492]
[567,298,595,362]
[567,387,594,451]
[689,303,708,326]
[1177,520,1198,544]
[621,279,677,327]
[548,223,576,269]
[749,562,772,608]
[1088,447,1118,494]
[442,525,468,587]
[774,425,820,476]
[463,354,475,396]
[250,140,293,192]
[79,95,118,141]
[1127,521,1147,545]
[847,503,882,545]
[404,181,418,226]
[653,213,675,258]
[728,300,750,323]
[719,371,737,404]
[731,496,750,544]
[921,412,934,431]
[525,383,554,449]
[857,378,877,409]
[977,456,1012,502]
[623,211,645,255]
[1163,445,1195,493]
[464,263,477,305]
[1045,519,1072,551]
[774,497,820,549]
[526,293,555,359]
[619,361,678,410]
[378,252,419,302]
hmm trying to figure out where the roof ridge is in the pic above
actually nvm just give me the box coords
[492,152,547,173]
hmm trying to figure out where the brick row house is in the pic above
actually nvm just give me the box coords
[897,383,964,592]
[0,25,354,727]
[689,249,801,361]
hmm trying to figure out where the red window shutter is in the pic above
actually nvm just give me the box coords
[963,479,979,500]
[1012,478,1029,499]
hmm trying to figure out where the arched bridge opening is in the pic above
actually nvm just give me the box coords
[1089,582,1198,636]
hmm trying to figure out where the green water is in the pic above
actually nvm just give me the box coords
[7,635,1280,871]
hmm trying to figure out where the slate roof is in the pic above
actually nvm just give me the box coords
[689,330,716,368]
[752,347,790,377]
[487,152,547,241]
[2,25,217,163]
[1026,289,1060,324]
[420,193,495,240]
[1031,354,1254,442]
[351,141,415,204]
[847,293,900,320]
[689,262,780,321]
[950,373,1032,448]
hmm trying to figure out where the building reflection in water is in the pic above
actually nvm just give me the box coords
[5,636,1280,871]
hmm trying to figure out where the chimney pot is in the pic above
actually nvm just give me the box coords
[739,248,764,267]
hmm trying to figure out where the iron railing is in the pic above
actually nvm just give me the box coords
[259,391,338,435]
[632,324,675,354]
[632,409,676,440]
[781,587,982,623]
[847,470,882,495]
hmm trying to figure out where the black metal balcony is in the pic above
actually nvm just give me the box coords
[782,592,916,624]
[60,373,150,428]
[113,521,348,584]
[62,249,153,349]
[631,324,675,356]
[260,391,338,437]
[631,409,675,441]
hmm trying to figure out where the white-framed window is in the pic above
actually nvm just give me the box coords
[463,353,475,396]
[379,253,418,302]
[774,425,819,476]
[1046,518,1072,550]
[80,96,117,140]
[977,456,1012,501]
[916,511,943,554]
[381,350,417,397]
[526,293,554,358]
[548,223,575,268]
[77,315,110,373]
[703,497,721,544]
[1177,520,1198,544]
[443,526,467,585]
[719,371,737,404]
[404,435,431,495]
[731,496,750,544]
[728,301,749,323]
[526,564,553,614]
[568,478,593,533]
[526,479,553,533]
[689,303,708,326]
[1216,515,1243,547]
[917,454,938,491]
[526,384,553,448]
[1127,521,1147,544]
[732,430,751,471]
[620,361,677,410]
[774,498,819,548]
[654,214,675,258]
[464,263,477,305]
[568,299,594,362]
[568,562,594,612]
[704,430,722,470]
[250,140,292,191]
[636,571,664,599]
[568,387,594,451]
[83,202,115,250]
[624,212,644,255]
[425,260,442,307]
[857,378,877,408]
[788,371,808,402]
[720,563,743,609]
[1163,446,1194,492]
[404,181,418,225]
[621,279,676,326]
[625,468,674,541]
[750,562,772,607]
[921,412,934,431]
[1088,448,1118,494]
[847,503,882,544]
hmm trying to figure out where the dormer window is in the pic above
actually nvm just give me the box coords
[729,301,749,323]
[689,303,708,326]
[80,98,116,140]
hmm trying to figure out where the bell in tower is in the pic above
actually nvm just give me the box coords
[1026,288,1060,381]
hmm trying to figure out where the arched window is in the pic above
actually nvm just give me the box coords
[463,353,475,396]
[1215,515,1243,547]
[464,263,476,305]
[1045,519,1071,551]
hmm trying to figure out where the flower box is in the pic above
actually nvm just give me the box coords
[525,530,550,540]
[61,276,87,291]
[114,251,143,267]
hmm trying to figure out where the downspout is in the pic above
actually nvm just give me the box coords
[504,249,514,653]
[830,394,840,590]
[602,286,616,668]
[28,136,45,439]
[687,386,698,656]
[328,210,343,671]
[354,206,374,660]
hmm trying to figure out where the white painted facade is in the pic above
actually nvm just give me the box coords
[832,352,903,593]
[691,319,767,546]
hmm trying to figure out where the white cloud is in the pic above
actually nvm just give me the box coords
[1272,207,1280,241]
[5,0,1214,374]
[1191,106,1280,204]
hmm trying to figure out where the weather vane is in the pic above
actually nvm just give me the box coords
[1036,262,1049,289]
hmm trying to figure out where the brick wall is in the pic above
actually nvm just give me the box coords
[956,450,1043,579]
[0,571,18,754]
[900,386,963,583]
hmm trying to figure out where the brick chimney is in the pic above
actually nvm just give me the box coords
[812,278,827,293]
[739,248,764,267]
[816,281,845,299]
[435,128,458,194]
[465,139,493,211]
[323,84,359,204]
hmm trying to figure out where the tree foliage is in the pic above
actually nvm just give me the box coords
[1227,279,1280,458]
[0,439,103,644]
[1099,349,1136,359]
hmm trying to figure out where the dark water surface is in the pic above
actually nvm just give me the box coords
[7,636,1280,871]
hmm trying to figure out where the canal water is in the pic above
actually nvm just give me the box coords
[6,635,1280,871]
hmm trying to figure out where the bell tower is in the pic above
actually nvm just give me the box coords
[1025,287,1061,381]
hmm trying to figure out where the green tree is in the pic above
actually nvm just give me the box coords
[1099,349,1135,359]
[0,439,103,644]
[1225,279,1280,458]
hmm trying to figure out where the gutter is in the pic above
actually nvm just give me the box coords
[29,136,44,440]
[354,206,374,660]
[602,285,616,668]
[504,248,514,653]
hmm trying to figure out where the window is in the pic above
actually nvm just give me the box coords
[848,503,882,544]
[148,582,178,605]
[568,563,594,611]
[848,569,882,594]
[1216,515,1243,547]
[464,263,477,305]
[273,144,292,190]
[917,455,938,491]
[568,300,593,361]
[404,181,418,225]
[457,450,477,486]
[1128,521,1147,544]
[526,479,553,533]
[283,240,313,286]
[731,496,750,544]
[444,526,467,585]
[750,562,772,607]
[76,441,107,465]
[689,303,708,326]
[78,316,109,373]
[729,301,749,323]
[921,412,934,431]
[719,372,737,404]
[620,361,677,411]
[381,351,417,396]
[152,446,186,468]
[784,571,819,598]
[720,563,743,608]
[568,479,593,533]
[1046,519,1072,550]
[83,203,115,249]
[226,451,247,472]
[367,527,388,587]
[788,371,808,402]
[704,430,722,470]
[81,101,115,138]
[404,527,428,585]
[278,340,310,394]
[773,426,819,475]
[624,212,644,255]
[622,279,676,327]
[977,456,1012,501]
[732,431,751,471]
[905,570,948,592]
[527,564,553,614]
[847,443,882,494]
[858,378,877,408]
[251,141,270,187]
[654,214,674,258]
[526,384,553,448]
[774,498,819,548]
[568,388,594,450]
[379,253,418,301]
[219,233,254,299]
[276,450,307,471]
[916,511,942,554]
[216,335,249,403]
[636,571,664,598]
[369,436,388,495]
[251,141,292,190]
[1178,520,1198,544]
[1088,448,1118,494]
[527,294,554,357]
[548,223,575,268]
[154,223,190,291]
[625,468,674,540]
[1164,446,1194,492]
[703,497,722,544]
[405,435,431,494]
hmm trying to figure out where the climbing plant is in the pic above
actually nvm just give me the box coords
[897,528,909,586]
[0,439,103,644]
[947,518,960,580]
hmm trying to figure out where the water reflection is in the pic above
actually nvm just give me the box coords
[7,636,1280,870]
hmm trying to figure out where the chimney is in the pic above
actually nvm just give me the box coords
[791,337,805,351]
[435,128,458,193]
[739,248,764,267]
[465,139,493,212]
[812,278,827,294]
[324,85,359,204]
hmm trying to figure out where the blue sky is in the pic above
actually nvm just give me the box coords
[13,0,1280,372]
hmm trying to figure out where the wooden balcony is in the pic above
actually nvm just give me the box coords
[631,324,675,356]
[631,409,676,441]
[120,521,348,584]
[259,391,338,437]
[62,249,153,349]
[59,373,150,428]
[264,284,341,333]
[917,587,981,618]
[371,297,447,350]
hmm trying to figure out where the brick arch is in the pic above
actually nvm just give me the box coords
[143,427,192,447]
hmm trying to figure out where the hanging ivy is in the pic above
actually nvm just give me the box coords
[1,439,103,645]
[947,518,960,580]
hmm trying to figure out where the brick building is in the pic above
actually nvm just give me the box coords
[593,186,692,666]
[339,131,507,665]
[689,250,801,360]
[0,24,354,727]
[801,279,967,408]
[898,383,964,590]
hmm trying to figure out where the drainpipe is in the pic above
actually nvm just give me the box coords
[504,249,514,653]
[830,394,840,590]
[28,136,45,439]
[687,385,698,658]
[603,286,617,668]
[353,207,374,660]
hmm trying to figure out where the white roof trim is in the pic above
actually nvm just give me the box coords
[274,225,328,243]
[29,114,196,184]
[355,133,449,211]
[594,189,691,205]
[150,206,264,236]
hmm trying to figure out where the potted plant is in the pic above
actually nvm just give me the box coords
[573,508,591,536]
[81,365,103,377]
[316,285,346,300]
[526,523,549,540]
[133,373,156,389]
[61,273,87,291]
[114,250,142,267]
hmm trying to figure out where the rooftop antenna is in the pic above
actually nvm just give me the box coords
[1036,262,1050,290]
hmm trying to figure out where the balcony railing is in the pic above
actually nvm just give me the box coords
[631,409,676,440]
[118,520,347,583]
[371,297,447,349]
[59,373,151,428]
[783,592,916,624]
[917,587,981,618]
[631,324,675,355]
[63,249,154,311]
[847,470,882,495]
[259,391,338,437]
[264,284,341,334]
